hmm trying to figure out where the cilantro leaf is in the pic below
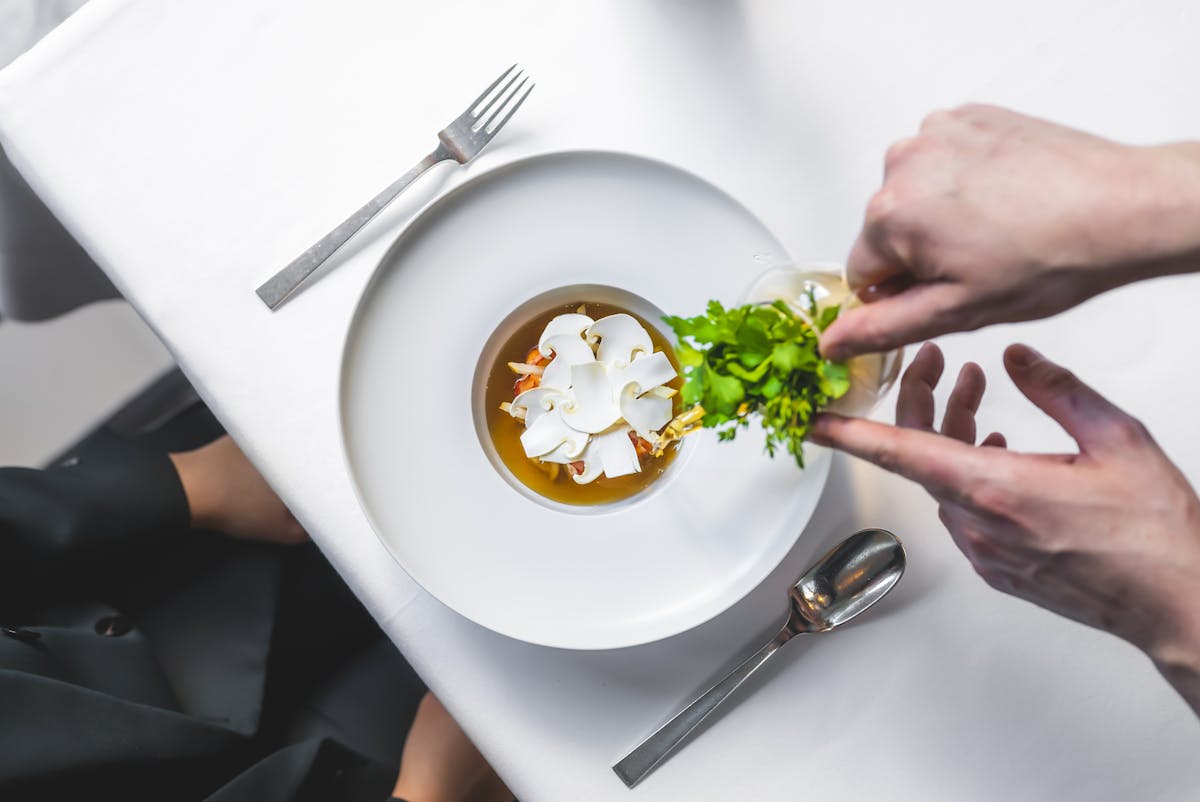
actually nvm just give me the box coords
[664,299,850,468]
[703,362,745,415]
[816,303,841,332]
[771,342,804,374]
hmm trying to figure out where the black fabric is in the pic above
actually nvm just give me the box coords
[203,739,394,802]
[0,429,189,620]
[285,638,423,767]
[0,406,420,801]
[129,540,279,732]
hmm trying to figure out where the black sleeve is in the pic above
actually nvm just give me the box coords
[0,429,189,570]
[201,738,394,802]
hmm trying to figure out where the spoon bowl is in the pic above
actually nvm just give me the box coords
[789,528,907,633]
[614,528,906,787]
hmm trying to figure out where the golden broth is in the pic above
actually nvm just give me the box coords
[485,301,682,506]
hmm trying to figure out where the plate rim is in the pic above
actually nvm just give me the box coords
[336,148,828,649]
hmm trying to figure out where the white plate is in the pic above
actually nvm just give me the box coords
[340,151,830,649]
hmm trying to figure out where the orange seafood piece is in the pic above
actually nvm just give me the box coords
[514,373,540,395]
[628,430,654,459]
[513,348,550,396]
[526,347,550,367]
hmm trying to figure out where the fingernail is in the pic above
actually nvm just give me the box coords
[1006,344,1041,368]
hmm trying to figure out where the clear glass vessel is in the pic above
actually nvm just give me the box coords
[741,264,903,416]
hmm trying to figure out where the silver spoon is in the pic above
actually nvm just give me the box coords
[612,528,906,788]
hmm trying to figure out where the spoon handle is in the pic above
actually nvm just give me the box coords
[613,627,792,788]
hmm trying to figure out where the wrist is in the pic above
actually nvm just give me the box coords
[168,448,222,530]
[1084,141,1200,288]
[1140,549,1200,715]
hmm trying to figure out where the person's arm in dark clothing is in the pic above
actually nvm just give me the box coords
[0,431,189,565]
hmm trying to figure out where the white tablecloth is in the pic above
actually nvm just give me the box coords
[2,1,1199,799]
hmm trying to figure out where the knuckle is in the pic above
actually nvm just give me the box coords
[957,102,1005,124]
[919,108,956,132]
[1107,413,1151,446]
[961,471,1014,517]
[864,188,897,227]
[869,440,901,474]
[866,432,914,475]
[899,360,930,391]
[1040,364,1082,399]
[884,136,921,171]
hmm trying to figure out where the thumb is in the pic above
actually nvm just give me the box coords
[845,231,907,294]
[1003,344,1145,454]
[820,282,965,360]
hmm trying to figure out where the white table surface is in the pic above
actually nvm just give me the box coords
[3,1,1199,799]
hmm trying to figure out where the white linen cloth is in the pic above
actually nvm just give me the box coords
[2,1,1199,799]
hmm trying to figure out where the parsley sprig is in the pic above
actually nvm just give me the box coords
[663,298,850,467]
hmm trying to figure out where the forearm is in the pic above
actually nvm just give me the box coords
[169,448,220,530]
[0,433,188,562]
[1136,558,1200,717]
[167,436,307,544]
[1089,141,1200,289]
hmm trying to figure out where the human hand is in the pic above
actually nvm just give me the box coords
[821,104,1200,360]
[809,342,1200,713]
[391,693,512,802]
[169,435,307,545]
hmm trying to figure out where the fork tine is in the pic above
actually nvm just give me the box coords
[484,78,534,135]
[471,64,521,119]
[477,74,526,131]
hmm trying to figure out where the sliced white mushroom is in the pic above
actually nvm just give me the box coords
[614,350,676,394]
[537,314,594,355]
[593,425,641,478]
[539,334,596,390]
[511,386,568,426]
[498,401,525,421]
[560,362,621,434]
[569,448,605,484]
[645,386,677,399]
[537,441,577,464]
[586,314,652,367]
[520,413,588,459]
[618,383,674,440]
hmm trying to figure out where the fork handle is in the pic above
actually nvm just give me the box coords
[612,626,793,788]
[256,149,446,309]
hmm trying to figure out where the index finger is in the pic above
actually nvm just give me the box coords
[809,412,997,500]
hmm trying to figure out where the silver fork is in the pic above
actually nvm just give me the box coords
[256,64,535,310]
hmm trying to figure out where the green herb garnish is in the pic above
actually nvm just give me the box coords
[663,296,850,467]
